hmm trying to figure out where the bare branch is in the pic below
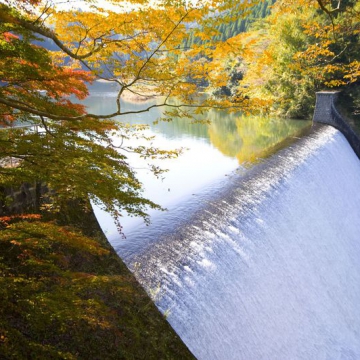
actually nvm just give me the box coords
[40,115,54,137]
[316,0,341,14]
[0,5,104,60]
[126,10,192,89]
[0,95,245,122]
[315,0,342,33]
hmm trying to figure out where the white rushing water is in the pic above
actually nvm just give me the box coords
[118,125,360,360]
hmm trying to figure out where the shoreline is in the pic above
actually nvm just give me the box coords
[121,89,157,103]
[95,79,159,104]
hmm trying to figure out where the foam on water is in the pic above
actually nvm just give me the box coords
[122,125,360,359]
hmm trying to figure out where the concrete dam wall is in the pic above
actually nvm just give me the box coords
[114,94,360,359]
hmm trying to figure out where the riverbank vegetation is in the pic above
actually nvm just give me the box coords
[220,0,360,119]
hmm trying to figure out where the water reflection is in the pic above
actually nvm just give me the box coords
[208,111,310,164]
[84,82,311,236]
[82,82,311,167]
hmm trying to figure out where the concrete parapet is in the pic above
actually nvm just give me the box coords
[313,91,360,159]
[313,91,340,125]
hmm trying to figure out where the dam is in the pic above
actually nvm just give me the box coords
[109,92,360,359]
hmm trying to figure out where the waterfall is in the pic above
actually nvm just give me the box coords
[119,125,360,360]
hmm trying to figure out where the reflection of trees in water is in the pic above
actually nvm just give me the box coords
[208,110,311,164]
[235,115,311,164]
[151,107,310,164]
[86,93,311,162]
[208,111,243,157]
[153,98,210,140]
[153,116,210,140]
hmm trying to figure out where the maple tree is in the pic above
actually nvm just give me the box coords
[4,0,357,224]
[0,0,264,225]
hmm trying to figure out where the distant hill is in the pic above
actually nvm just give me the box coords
[183,0,276,49]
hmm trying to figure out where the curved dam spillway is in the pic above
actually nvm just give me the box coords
[118,125,360,359]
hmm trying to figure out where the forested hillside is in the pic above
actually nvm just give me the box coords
[233,0,360,119]
[200,0,360,120]
[183,0,276,49]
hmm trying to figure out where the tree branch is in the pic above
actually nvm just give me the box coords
[126,10,192,89]
[0,5,104,60]
[0,95,245,122]
[316,0,341,14]
[315,0,342,33]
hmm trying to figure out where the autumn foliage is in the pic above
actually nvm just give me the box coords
[0,0,266,224]
[234,0,360,118]
[0,218,194,359]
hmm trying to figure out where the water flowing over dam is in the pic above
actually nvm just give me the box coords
[117,124,360,359]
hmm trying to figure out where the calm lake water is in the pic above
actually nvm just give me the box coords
[82,82,311,253]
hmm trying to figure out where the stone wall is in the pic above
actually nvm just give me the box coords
[0,182,47,216]
[313,91,360,158]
